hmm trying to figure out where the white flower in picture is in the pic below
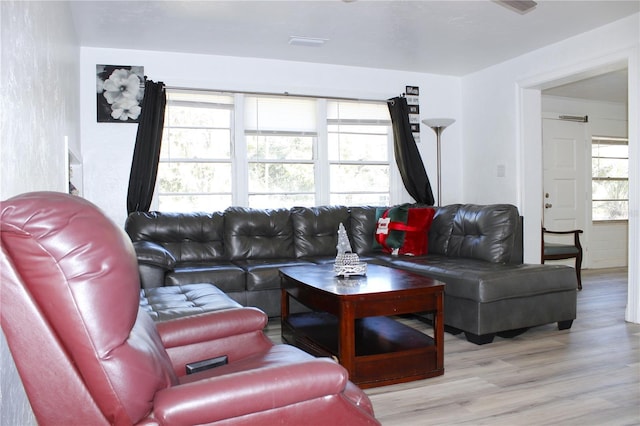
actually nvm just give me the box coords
[111,97,142,121]
[103,69,142,104]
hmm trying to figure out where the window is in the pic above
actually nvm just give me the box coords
[157,90,234,211]
[245,96,317,208]
[592,136,628,221]
[156,90,392,212]
[327,100,391,206]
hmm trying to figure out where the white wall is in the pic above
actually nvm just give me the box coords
[590,223,629,268]
[542,95,628,136]
[79,48,462,227]
[0,1,80,424]
[461,13,639,323]
[0,2,80,199]
[463,14,638,260]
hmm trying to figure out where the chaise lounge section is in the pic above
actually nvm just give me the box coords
[350,204,577,344]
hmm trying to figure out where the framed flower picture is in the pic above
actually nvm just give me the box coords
[96,65,145,123]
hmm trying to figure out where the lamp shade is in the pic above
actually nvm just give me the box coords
[422,118,455,129]
[421,117,455,207]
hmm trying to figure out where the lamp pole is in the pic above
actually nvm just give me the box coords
[422,118,455,206]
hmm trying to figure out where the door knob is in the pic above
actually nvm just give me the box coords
[545,203,552,209]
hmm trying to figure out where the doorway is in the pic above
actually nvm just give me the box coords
[541,70,629,269]
[518,53,639,324]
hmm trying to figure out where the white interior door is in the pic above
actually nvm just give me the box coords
[542,118,587,245]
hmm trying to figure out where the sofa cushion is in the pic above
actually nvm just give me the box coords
[232,259,315,291]
[428,204,459,255]
[349,206,381,255]
[224,207,294,260]
[165,262,246,294]
[126,211,226,262]
[375,255,577,303]
[446,204,519,263]
[291,206,350,258]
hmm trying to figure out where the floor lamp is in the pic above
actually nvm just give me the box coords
[422,118,455,206]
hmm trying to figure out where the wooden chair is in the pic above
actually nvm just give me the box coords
[542,227,584,290]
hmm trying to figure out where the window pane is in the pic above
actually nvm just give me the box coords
[166,105,231,128]
[249,194,315,209]
[327,100,389,121]
[158,162,232,193]
[330,164,389,192]
[328,124,389,134]
[331,193,390,206]
[247,135,314,160]
[328,131,388,161]
[592,200,628,221]
[592,157,628,178]
[245,96,316,132]
[248,163,315,193]
[159,194,232,213]
[592,143,628,158]
[168,90,233,105]
[592,179,628,201]
[161,128,231,159]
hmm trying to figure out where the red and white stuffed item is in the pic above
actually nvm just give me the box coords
[375,205,435,256]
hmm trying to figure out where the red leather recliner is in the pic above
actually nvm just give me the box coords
[1,192,379,425]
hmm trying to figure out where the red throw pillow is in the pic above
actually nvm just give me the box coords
[375,205,435,256]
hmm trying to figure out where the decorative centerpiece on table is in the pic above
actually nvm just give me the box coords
[334,223,367,278]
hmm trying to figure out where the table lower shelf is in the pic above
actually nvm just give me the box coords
[282,312,443,388]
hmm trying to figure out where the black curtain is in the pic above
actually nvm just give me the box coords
[387,96,435,205]
[126,79,166,214]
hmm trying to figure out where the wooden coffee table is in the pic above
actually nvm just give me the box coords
[280,264,444,388]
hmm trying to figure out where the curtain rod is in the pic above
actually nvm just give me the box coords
[165,85,389,104]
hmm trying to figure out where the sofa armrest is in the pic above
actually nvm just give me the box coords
[153,358,348,425]
[133,241,176,270]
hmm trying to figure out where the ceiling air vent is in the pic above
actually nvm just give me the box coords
[497,0,538,14]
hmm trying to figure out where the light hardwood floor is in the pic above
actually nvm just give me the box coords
[265,267,639,425]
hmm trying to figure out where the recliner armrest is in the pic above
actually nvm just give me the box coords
[157,307,274,375]
[156,307,268,347]
[133,241,176,270]
[153,358,349,425]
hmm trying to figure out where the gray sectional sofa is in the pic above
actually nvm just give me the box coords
[125,203,577,344]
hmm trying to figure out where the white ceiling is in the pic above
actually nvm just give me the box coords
[70,0,638,101]
[543,68,628,103]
